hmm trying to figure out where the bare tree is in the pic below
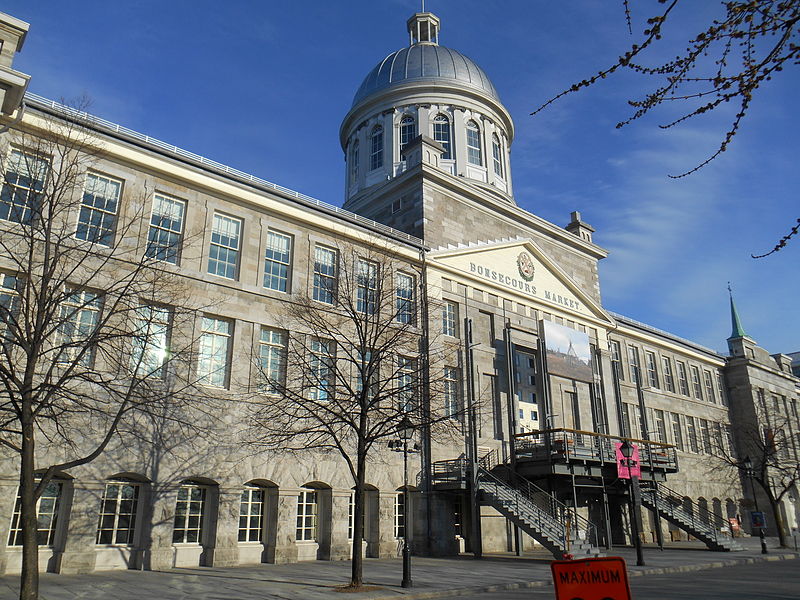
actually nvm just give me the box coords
[709,400,800,547]
[0,103,216,600]
[245,241,460,589]
[533,1,800,254]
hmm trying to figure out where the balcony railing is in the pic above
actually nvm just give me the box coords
[514,428,678,472]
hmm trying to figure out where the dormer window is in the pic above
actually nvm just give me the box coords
[399,115,416,158]
[433,114,452,159]
[466,120,482,166]
[370,126,383,171]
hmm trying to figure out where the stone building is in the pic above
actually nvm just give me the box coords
[0,9,797,576]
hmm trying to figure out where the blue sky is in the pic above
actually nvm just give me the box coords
[5,0,798,354]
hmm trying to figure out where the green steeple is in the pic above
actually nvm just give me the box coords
[727,283,748,341]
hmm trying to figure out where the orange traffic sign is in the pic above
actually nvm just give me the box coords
[551,556,632,600]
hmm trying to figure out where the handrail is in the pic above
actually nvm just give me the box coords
[515,427,675,450]
[641,482,733,544]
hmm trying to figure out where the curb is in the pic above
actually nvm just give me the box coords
[366,552,798,600]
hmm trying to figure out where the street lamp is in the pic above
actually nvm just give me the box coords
[620,440,645,566]
[397,416,415,588]
[743,456,768,554]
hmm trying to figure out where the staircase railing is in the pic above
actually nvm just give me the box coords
[641,483,734,545]
[477,448,599,551]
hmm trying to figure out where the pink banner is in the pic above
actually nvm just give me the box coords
[615,442,641,479]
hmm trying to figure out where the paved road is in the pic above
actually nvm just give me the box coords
[455,558,800,599]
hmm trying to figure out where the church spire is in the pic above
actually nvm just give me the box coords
[727,283,749,341]
[407,10,440,46]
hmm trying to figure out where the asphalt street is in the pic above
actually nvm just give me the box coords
[454,558,800,599]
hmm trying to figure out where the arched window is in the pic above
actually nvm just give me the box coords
[296,487,319,541]
[349,140,359,185]
[96,479,142,545]
[399,115,416,156]
[466,120,482,166]
[433,114,452,159]
[492,134,503,178]
[369,126,383,171]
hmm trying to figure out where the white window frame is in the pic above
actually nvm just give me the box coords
[8,479,63,547]
[172,483,207,544]
[57,288,102,366]
[239,486,265,543]
[662,356,675,392]
[131,304,171,378]
[356,259,378,315]
[259,327,286,393]
[313,245,337,304]
[370,126,383,171]
[0,271,20,341]
[309,338,335,402]
[443,366,459,419]
[442,301,458,337]
[703,369,716,403]
[676,361,690,396]
[263,230,292,293]
[690,365,703,400]
[466,121,482,166]
[1,148,48,225]
[432,114,452,159]
[296,489,318,542]
[399,115,416,156]
[397,355,417,412]
[207,213,242,280]
[197,316,232,388]
[395,272,415,324]
[146,193,186,265]
[75,171,122,247]
[645,351,659,389]
[394,492,406,539]
[96,480,140,546]
[491,134,503,178]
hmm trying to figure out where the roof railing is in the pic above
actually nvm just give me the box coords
[23,92,425,248]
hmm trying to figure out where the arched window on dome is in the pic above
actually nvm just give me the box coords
[399,115,416,158]
[370,126,383,171]
[349,140,359,186]
[492,134,503,179]
[466,120,482,166]
[433,114,452,159]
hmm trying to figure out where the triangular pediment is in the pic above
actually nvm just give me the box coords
[430,237,615,326]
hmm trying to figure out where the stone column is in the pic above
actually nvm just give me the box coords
[329,490,351,560]
[56,481,103,574]
[143,483,179,571]
[206,487,240,567]
[272,488,299,564]
[377,491,399,558]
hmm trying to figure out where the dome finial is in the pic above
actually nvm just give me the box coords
[407,9,440,46]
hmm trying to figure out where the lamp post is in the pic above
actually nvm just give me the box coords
[620,440,645,566]
[397,416,415,588]
[743,456,768,554]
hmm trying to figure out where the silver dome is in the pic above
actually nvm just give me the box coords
[351,44,500,108]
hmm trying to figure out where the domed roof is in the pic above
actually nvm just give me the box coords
[352,44,500,108]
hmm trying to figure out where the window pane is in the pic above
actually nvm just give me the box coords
[146,194,185,264]
[75,172,121,246]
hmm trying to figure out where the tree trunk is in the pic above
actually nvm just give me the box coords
[350,454,366,587]
[19,417,39,600]
[766,493,788,548]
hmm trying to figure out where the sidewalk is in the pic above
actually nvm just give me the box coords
[1,537,796,600]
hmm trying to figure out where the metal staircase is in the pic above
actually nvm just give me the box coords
[640,483,744,552]
[473,450,603,559]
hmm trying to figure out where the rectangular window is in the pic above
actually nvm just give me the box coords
[645,351,659,389]
[130,304,171,377]
[395,273,415,324]
[207,213,242,279]
[690,365,703,400]
[313,246,337,304]
[609,340,623,381]
[699,418,711,454]
[653,409,667,443]
[57,288,102,366]
[442,301,458,337]
[296,490,317,541]
[8,480,62,546]
[356,259,378,315]
[394,493,405,538]
[263,231,292,292]
[0,272,20,341]
[76,172,121,246]
[173,484,206,544]
[676,361,689,396]
[238,487,264,542]
[146,193,185,264]
[686,416,699,453]
[1,149,48,225]
[259,327,286,393]
[717,372,728,405]
[444,366,460,419]
[627,345,640,384]
[197,316,232,388]
[620,403,632,438]
[492,139,503,178]
[670,413,684,451]
[397,356,417,412]
[309,338,334,401]
[712,422,725,456]
[662,357,675,392]
[703,370,716,403]
[96,481,140,545]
